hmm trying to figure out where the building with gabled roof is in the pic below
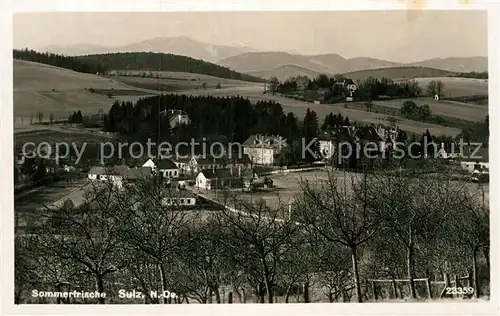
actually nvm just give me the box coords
[196,168,242,190]
[242,134,287,165]
[88,165,152,188]
[161,188,197,207]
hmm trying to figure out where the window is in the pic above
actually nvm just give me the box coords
[180,199,185,204]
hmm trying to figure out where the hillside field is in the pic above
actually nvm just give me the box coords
[402,77,488,98]
[344,67,453,81]
[372,98,488,123]
[108,70,261,91]
[13,60,156,124]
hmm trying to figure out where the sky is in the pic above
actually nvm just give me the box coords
[13,11,487,63]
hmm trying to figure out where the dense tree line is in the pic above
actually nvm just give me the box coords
[274,74,422,102]
[15,165,489,304]
[14,49,266,83]
[79,52,266,83]
[448,71,488,79]
[459,115,489,146]
[13,49,109,74]
[103,94,307,150]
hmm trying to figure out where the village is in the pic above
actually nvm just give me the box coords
[11,10,491,305]
[14,111,489,214]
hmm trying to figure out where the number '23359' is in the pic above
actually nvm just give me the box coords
[446,287,474,295]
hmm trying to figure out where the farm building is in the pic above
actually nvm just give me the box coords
[161,188,197,207]
[88,165,152,188]
[142,158,180,178]
[196,168,242,191]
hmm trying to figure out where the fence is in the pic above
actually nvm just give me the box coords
[368,272,473,301]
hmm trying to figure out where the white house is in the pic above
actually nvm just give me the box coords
[242,134,287,165]
[88,165,152,188]
[161,188,197,207]
[142,158,157,170]
[460,161,489,173]
[333,78,358,101]
[318,130,337,159]
[157,159,180,178]
[142,158,180,178]
[160,109,191,128]
[196,169,240,191]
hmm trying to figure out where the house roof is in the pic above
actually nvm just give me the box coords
[157,158,179,170]
[318,130,337,141]
[174,156,192,163]
[163,188,197,199]
[89,166,106,175]
[199,168,237,180]
[196,156,227,165]
[160,109,188,116]
[242,134,287,149]
[88,166,152,179]
[125,167,152,179]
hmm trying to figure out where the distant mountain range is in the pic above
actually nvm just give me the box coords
[248,65,322,80]
[38,36,258,63]
[219,52,488,79]
[35,36,488,80]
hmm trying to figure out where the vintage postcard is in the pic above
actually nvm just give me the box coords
[1,1,498,315]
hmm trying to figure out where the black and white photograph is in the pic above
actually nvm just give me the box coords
[2,2,498,314]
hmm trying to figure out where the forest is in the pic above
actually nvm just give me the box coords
[78,52,266,82]
[13,49,266,83]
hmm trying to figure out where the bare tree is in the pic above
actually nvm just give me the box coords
[371,167,464,299]
[116,180,194,304]
[427,80,445,98]
[451,184,489,298]
[173,219,233,303]
[37,111,43,124]
[31,184,126,304]
[49,113,54,124]
[214,197,297,303]
[296,170,383,302]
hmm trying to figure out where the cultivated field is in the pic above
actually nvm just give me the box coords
[109,70,263,88]
[344,67,453,81]
[13,60,156,124]
[14,129,114,147]
[372,98,488,123]
[401,77,488,98]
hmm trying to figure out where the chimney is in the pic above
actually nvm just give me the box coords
[238,165,241,177]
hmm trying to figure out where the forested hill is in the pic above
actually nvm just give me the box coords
[80,52,266,82]
[13,49,108,74]
[13,49,266,83]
